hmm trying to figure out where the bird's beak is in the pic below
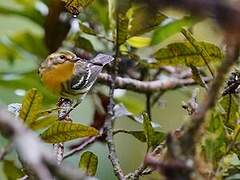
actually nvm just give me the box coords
[72,57,81,62]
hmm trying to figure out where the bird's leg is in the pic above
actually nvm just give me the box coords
[59,98,82,120]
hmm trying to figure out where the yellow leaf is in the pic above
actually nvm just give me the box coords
[152,41,224,67]
[19,88,42,125]
[29,114,58,131]
[40,122,99,143]
[62,0,94,15]
[127,36,151,48]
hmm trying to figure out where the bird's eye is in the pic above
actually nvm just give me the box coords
[59,55,65,59]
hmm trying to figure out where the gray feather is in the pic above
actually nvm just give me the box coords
[90,54,114,66]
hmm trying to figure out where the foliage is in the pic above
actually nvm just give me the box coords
[40,121,99,143]
[0,0,239,180]
[79,151,98,176]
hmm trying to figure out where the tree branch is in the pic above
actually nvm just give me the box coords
[104,10,125,180]
[97,73,211,93]
[0,108,95,180]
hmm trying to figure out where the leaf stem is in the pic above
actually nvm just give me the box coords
[181,29,215,78]
[146,93,152,121]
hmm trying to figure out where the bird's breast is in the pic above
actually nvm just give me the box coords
[41,62,74,93]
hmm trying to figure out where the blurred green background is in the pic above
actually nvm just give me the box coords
[0,0,223,179]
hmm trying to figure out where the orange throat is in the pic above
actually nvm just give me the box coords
[41,62,74,93]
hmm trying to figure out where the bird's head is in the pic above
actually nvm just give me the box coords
[39,50,81,72]
[46,50,80,64]
[38,50,81,92]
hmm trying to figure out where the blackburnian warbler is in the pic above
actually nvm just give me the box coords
[39,50,113,114]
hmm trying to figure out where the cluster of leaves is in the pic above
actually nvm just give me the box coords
[19,88,98,141]
[0,0,238,179]
[200,94,240,179]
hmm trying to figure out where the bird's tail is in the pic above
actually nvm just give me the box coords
[91,54,114,66]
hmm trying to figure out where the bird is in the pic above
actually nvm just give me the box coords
[38,50,114,118]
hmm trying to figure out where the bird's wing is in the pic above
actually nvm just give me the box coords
[72,61,102,90]
[90,54,114,66]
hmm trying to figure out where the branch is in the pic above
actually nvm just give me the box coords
[53,98,73,164]
[0,108,95,180]
[97,73,211,93]
[63,136,99,160]
[104,11,125,180]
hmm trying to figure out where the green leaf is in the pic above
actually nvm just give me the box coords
[181,28,219,68]
[113,103,160,128]
[201,113,226,167]
[190,64,207,88]
[116,0,131,45]
[219,95,239,128]
[75,36,95,52]
[128,4,166,37]
[0,6,44,26]
[79,151,98,176]
[0,39,20,62]
[232,125,240,142]
[226,174,240,180]
[29,114,58,131]
[152,41,224,67]
[13,0,36,7]
[89,0,110,30]
[115,93,145,114]
[143,112,155,149]
[151,16,199,45]
[62,0,94,15]
[79,23,97,35]
[19,88,42,125]
[108,0,132,44]
[0,73,57,104]
[40,122,99,143]
[127,36,151,48]
[9,31,47,58]
[117,130,165,147]
[3,160,25,180]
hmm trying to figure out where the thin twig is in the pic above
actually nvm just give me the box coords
[0,143,13,161]
[126,144,165,179]
[226,94,232,124]
[181,29,215,77]
[63,136,99,160]
[146,93,152,121]
[151,91,165,107]
[104,10,125,180]
[125,164,146,180]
